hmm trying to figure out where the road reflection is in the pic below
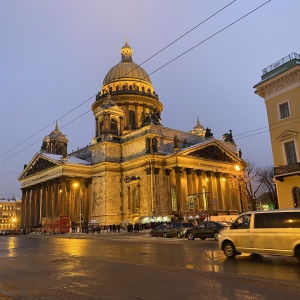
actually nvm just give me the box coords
[1,235,300,285]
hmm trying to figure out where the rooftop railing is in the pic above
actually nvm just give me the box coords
[261,52,300,81]
[262,52,300,74]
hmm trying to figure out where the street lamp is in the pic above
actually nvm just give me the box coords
[73,182,82,233]
[238,180,244,213]
[235,165,244,213]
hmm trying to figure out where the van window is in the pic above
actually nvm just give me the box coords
[254,212,300,228]
[232,214,251,229]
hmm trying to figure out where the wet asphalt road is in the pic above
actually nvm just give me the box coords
[0,231,300,299]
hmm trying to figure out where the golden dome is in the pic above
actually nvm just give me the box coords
[103,42,152,86]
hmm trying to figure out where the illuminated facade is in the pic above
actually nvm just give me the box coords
[254,52,300,208]
[0,198,21,231]
[18,42,246,229]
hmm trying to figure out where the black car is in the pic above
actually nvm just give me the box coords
[150,224,169,237]
[163,222,194,238]
[185,221,230,241]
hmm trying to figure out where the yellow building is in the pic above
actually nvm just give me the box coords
[18,42,247,230]
[0,198,21,232]
[254,52,300,208]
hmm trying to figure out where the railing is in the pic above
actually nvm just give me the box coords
[261,52,300,81]
[262,52,300,74]
[274,163,300,176]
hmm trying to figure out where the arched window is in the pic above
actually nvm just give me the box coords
[129,110,136,130]
[110,119,118,135]
[292,187,300,208]
[100,120,104,135]
[171,185,177,211]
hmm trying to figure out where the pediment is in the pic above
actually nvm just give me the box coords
[21,155,59,179]
[187,144,236,163]
[277,130,298,140]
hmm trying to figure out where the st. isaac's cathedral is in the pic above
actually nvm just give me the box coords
[18,42,247,230]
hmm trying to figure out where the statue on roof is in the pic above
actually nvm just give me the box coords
[205,127,213,138]
[173,135,179,149]
[140,108,162,127]
[41,141,48,151]
[222,130,235,143]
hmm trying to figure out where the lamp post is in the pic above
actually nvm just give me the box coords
[73,182,82,233]
[238,181,244,213]
[79,192,83,233]
[235,165,244,213]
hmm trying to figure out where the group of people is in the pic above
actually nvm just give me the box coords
[126,222,141,233]
[87,223,146,234]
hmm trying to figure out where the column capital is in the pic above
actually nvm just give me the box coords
[154,168,160,175]
[185,168,192,175]
[195,169,203,176]
[205,171,212,177]
[215,172,221,178]
[165,169,172,176]
[173,166,182,174]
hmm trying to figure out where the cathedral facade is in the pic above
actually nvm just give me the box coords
[18,42,246,230]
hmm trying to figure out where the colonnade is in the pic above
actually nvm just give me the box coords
[143,165,244,220]
[20,177,90,229]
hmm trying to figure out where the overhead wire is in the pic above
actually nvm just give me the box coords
[1,1,238,163]
[0,0,272,164]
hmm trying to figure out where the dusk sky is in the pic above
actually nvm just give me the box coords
[1,0,298,199]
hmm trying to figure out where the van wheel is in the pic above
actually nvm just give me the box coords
[295,245,300,262]
[223,241,237,258]
[213,232,219,241]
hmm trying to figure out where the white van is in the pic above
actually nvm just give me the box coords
[218,209,300,261]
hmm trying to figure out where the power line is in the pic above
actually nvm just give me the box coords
[123,0,238,76]
[148,0,271,77]
[0,95,95,160]
[1,1,272,164]
[0,1,237,161]
[0,110,91,164]
[235,117,300,141]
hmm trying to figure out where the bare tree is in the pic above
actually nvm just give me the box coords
[258,166,279,209]
[242,160,263,211]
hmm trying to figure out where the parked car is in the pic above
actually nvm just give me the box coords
[163,222,194,238]
[150,224,169,237]
[185,221,230,241]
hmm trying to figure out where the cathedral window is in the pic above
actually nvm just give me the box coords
[171,186,177,211]
[129,110,136,130]
[100,120,104,135]
[110,119,118,135]
[132,188,139,213]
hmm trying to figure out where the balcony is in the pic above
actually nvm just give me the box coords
[261,52,300,81]
[274,163,300,180]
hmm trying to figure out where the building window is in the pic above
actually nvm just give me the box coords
[284,141,297,164]
[292,187,300,208]
[129,110,136,130]
[279,102,290,119]
[110,119,118,135]
[132,188,139,213]
[171,186,177,211]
